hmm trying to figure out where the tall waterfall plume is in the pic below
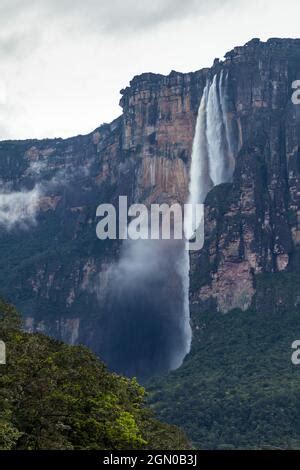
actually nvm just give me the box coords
[185,71,237,239]
[183,70,237,355]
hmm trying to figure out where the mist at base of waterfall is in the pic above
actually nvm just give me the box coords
[99,238,191,380]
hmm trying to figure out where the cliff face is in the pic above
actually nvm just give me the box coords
[190,38,300,314]
[0,66,206,365]
[1,38,300,374]
[119,70,206,205]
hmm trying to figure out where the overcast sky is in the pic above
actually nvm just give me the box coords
[0,0,299,140]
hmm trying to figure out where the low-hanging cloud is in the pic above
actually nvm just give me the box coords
[0,186,40,230]
[0,158,90,231]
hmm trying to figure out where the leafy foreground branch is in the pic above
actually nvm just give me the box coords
[0,299,189,450]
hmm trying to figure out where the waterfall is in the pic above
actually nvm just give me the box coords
[185,71,236,237]
[183,70,237,353]
[207,74,227,185]
[218,70,237,181]
[180,248,192,361]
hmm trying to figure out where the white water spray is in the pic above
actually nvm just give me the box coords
[185,71,236,240]
[183,71,237,356]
